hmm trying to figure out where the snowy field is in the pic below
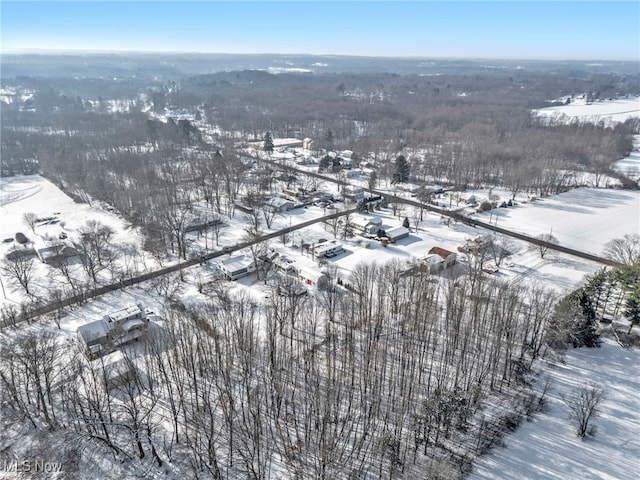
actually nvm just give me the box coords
[469,97,640,479]
[614,136,640,181]
[0,175,153,307]
[471,339,640,480]
[474,188,640,257]
[533,95,640,126]
[0,175,143,247]
[534,96,640,181]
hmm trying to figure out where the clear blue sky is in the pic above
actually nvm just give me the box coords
[2,1,639,60]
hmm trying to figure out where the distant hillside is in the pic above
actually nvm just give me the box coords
[2,52,639,79]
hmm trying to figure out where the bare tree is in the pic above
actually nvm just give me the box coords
[1,250,37,295]
[562,383,605,439]
[535,233,558,259]
[490,234,516,267]
[603,234,640,265]
[23,212,38,234]
[73,220,117,283]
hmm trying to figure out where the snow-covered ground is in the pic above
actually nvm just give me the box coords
[614,136,640,182]
[0,175,155,307]
[471,339,640,480]
[474,188,640,257]
[0,175,142,247]
[533,95,640,126]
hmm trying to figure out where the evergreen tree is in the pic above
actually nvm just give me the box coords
[576,290,600,348]
[263,131,274,155]
[547,288,600,350]
[393,154,410,184]
[403,217,410,229]
[325,129,334,150]
[319,155,332,172]
[624,293,640,334]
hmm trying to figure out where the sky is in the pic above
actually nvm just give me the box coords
[1,1,639,60]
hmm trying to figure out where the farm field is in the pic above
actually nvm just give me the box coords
[474,187,640,257]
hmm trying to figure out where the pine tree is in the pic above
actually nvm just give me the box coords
[576,290,600,348]
[624,293,640,334]
[393,155,410,184]
[263,131,274,155]
[403,217,410,229]
[319,155,332,172]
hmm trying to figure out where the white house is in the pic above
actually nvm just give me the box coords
[345,168,363,179]
[217,255,257,280]
[351,215,383,235]
[271,253,298,274]
[419,247,458,273]
[77,304,150,359]
[343,185,365,202]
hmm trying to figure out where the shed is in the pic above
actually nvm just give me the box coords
[93,351,142,391]
[33,238,65,264]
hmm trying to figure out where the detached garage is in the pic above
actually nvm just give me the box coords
[385,226,410,242]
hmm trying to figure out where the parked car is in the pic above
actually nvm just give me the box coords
[58,232,68,240]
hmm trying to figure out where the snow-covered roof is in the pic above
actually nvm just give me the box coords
[77,319,110,343]
[385,226,410,239]
[268,197,295,208]
[106,304,144,323]
[428,246,456,259]
[122,318,146,332]
[421,254,445,265]
[218,255,255,273]
[352,216,383,229]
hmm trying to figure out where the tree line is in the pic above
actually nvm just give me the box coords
[0,261,565,479]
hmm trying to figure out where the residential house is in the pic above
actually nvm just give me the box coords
[351,215,383,235]
[77,304,150,359]
[345,168,363,179]
[217,254,257,280]
[343,185,365,202]
[269,252,298,274]
[419,247,458,273]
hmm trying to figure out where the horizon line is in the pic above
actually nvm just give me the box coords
[2,48,639,63]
